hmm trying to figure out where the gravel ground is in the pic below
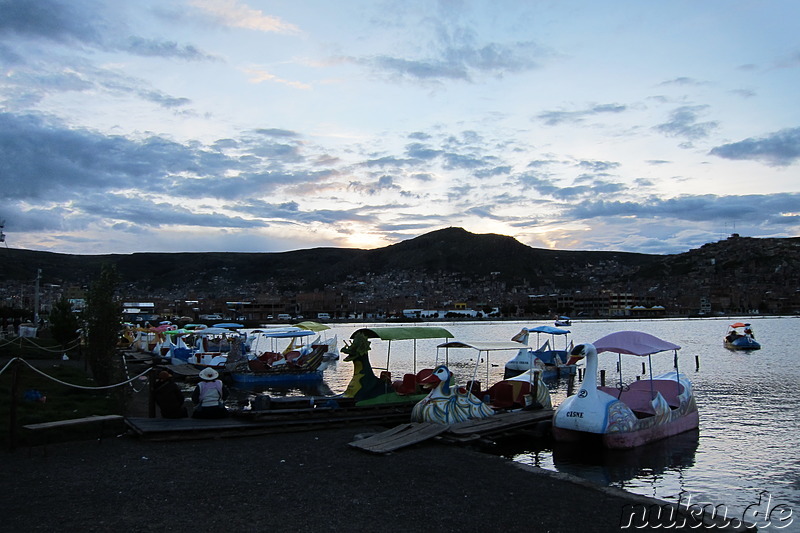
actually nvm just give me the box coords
[2,357,742,532]
[0,424,739,533]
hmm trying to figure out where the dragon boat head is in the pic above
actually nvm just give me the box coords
[342,332,371,362]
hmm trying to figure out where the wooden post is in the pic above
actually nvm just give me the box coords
[532,370,540,403]
[642,362,646,374]
[567,373,575,396]
[8,359,20,452]
[148,364,157,418]
[600,369,606,387]
[695,355,700,371]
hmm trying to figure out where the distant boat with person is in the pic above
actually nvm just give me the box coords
[723,322,761,350]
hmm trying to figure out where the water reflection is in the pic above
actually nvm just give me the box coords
[551,429,699,487]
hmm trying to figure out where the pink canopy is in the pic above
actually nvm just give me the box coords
[592,331,681,356]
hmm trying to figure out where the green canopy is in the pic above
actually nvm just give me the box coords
[294,321,331,332]
[349,326,454,374]
[350,326,454,341]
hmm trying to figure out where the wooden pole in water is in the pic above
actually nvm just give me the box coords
[642,362,646,374]
[532,370,540,403]
[567,373,575,396]
[600,369,606,387]
[695,355,700,371]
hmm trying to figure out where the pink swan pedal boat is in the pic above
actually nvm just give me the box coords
[552,331,698,449]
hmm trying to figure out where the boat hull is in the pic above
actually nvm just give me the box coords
[553,409,699,449]
[723,339,761,350]
[230,370,324,385]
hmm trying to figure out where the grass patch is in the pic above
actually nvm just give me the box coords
[1,341,127,449]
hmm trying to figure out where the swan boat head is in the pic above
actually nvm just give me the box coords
[411,365,495,424]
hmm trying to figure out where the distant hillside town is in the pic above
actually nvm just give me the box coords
[1,229,798,324]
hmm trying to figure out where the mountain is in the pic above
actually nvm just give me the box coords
[0,227,655,289]
[1,228,798,314]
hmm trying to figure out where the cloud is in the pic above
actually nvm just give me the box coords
[0,0,102,44]
[341,21,549,82]
[0,0,214,60]
[568,193,800,224]
[653,105,718,143]
[658,77,710,87]
[347,175,402,195]
[709,127,800,166]
[122,36,213,61]
[242,67,311,89]
[517,172,625,200]
[189,0,301,34]
[536,103,627,126]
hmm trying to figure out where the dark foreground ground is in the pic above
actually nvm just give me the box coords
[1,423,748,533]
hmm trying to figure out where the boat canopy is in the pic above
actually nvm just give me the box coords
[437,340,526,351]
[164,328,190,335]
[194,327,239,335]
[213,322,244,328]
[351,326,454,341]
[527,325,570,335]
[294,321,331,332]
[729,322,749,328]
[259,329,315,339]
[593,331,680,356]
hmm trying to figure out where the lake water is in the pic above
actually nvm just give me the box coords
[235,317,800,524]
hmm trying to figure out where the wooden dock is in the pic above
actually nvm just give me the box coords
[348,409,554,454]
[126,402,419,441]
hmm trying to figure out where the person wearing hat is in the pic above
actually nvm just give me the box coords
[191,367,229,419]
[153,370,188,419]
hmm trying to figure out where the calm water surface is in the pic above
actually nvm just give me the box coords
[235,317,800,521]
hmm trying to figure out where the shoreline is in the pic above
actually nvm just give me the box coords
[0,425,749,532]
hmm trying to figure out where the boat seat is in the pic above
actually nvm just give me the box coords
[488,381,516,409]
[379,371,392,382]
[627,380,684,408]
[466,380,482,398]
[284,351,302,363]
[598,386,660,414]
[393,373,418,395]
[248,359,268,372]
[258,351,283,365]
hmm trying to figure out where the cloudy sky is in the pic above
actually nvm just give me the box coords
[1,0,798,256]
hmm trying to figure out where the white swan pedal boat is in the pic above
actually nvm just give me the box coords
[552,331,698,449]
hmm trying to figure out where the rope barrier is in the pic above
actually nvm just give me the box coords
[0,357,151,390]
[0,336,23,348]
[18,336,82,353]
[119,350,148,393]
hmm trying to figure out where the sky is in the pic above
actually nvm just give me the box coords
[1,0,798,256]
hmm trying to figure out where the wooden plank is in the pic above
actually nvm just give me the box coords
[447,409,553,436]
[24,415,124,431]
[348,422,449,454]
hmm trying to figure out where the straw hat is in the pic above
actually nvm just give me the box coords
[199,367,219,381]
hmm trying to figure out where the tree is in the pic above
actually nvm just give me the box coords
[84,264,122,386]
[49,297,80,350]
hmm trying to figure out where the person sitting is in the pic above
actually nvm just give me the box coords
[153,370,188,419]
[191,367,229,419]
